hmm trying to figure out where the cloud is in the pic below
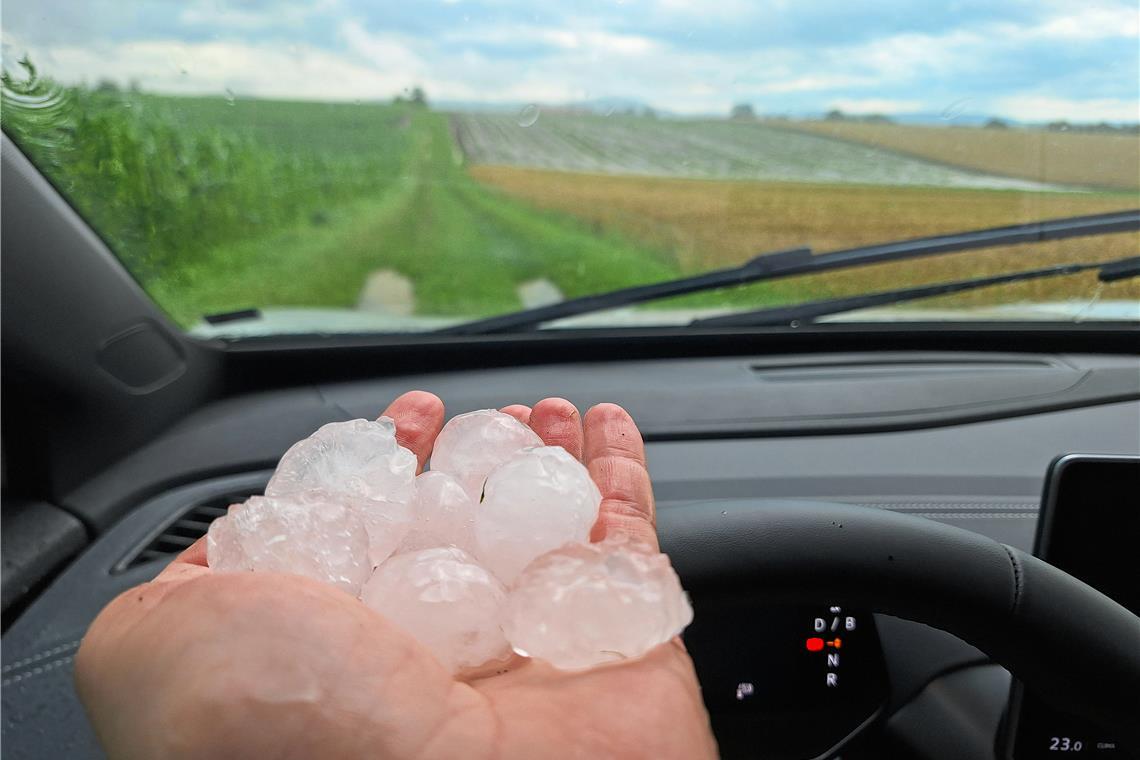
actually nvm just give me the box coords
[2,0,1137,121]
[827,98,924,114]
[1028,2,1138,40]
[440,24,658,55]
[25,39,413,100]
[991,95,1140,122]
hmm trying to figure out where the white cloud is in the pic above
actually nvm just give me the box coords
[755,74,880,94]
[1028,3,1139,40]
[339,21,426,76]
[438,24,657,55]
[828,98,924,114]
[991,94,1140,122]
[28,39,413,100]
[3,2,1136,121]
[177,0,342,30]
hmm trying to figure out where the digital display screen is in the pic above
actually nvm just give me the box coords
[1006,456,1140,759]
[684,599,887,759]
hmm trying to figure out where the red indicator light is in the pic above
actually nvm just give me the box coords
[806,637,824,652]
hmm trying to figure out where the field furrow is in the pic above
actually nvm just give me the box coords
[452,112,1066,191]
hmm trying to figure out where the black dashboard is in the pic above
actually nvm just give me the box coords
[2,351,1138,759]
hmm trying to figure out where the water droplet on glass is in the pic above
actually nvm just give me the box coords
[939,98,972,121]
[1073,282,1105,323]
[789,319,801,328]
[224,88,236,105]
[517,103,541,128]
[123,101,132,108]
[720,510,728,516]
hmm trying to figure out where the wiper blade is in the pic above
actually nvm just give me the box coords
[691,256,1140,327]
[438,209,1140,335]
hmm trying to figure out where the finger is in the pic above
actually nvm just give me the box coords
[381,391,445,472]
[583,403,658,550]
[174,536,209,567]
[500,404,532,426]
[183,392,443,570]
[528,397,583,461]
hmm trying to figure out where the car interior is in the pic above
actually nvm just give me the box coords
[3,126,1139,759]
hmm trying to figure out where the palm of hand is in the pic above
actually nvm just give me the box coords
[76,394,717,759]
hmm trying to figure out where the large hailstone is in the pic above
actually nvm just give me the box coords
[356,498,414,568]
[207,493,372,596]
[400,471,477,555]
[360,547,510,672]
[503,537,693,670]
[266,418,417,504]
[474,446,601,583]
[429,410,542,499]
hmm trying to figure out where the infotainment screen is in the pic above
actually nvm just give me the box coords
[1004,454,1140,759]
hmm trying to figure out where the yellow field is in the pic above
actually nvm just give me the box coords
[471,165,1140,308]
[785,120,1140,191]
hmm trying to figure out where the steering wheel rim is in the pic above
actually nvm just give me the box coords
[659,500,1140,739]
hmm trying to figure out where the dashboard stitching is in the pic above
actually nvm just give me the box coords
[0,655,75,687]
[907,513,1037,519]
[1002,544,1024,613]
[0,640,82,674]
[858,503,1037,510]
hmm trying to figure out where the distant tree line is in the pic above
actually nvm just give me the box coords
[393,86,428,107]
[823,109,893,124]
[1041,120,1139,135]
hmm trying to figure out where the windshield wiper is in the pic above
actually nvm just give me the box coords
[689,256,1140,327]
[438,209,1140,335]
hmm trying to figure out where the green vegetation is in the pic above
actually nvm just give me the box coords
[3,58,1135,329]
[149,114,675,324]
[2,61,674,326]
[2,59,414,282]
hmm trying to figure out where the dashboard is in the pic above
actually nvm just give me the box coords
[2,351,1138,759]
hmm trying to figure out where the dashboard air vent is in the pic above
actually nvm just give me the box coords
[121,491,257,570]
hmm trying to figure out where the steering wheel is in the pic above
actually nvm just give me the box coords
[658,500,1140,741]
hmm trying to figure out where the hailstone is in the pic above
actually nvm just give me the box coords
[474,446,601,583]
[360,547,510,672]
[429,409,542,498]
[266,418,417,504]
[502,536,693,670]
[206,493,372,596]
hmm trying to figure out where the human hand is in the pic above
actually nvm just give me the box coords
[75,392,717,759]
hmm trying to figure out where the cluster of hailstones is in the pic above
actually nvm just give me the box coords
[207,410,693,672]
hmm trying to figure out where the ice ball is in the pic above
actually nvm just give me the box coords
[429,410,542,499]
[474,446,601,583]
[207,493,373,596]
[266,418,417,504]
[399,471,477,555]
[360,547,510,672]
[503,537,693,670]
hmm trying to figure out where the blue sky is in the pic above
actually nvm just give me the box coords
[3,0,1138,121]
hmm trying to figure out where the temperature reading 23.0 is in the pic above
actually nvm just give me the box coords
[1049,737,1084,752]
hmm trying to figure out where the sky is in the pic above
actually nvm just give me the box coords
[3,0,1139,122]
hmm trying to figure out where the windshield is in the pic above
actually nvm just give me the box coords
[2,2,1138,336]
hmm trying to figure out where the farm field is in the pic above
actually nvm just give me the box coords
[786,119,1140,191]
[147,112,677,325]
[453,112,1058,191]
[469,165,1140,309]
[3,79,675,326]
[4,67,1137,328]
